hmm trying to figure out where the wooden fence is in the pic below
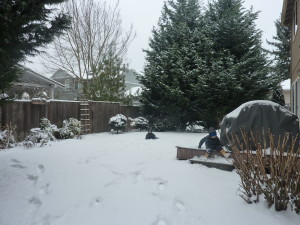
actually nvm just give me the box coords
[0,100,140,141]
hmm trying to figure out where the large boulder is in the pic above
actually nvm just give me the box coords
[220,100,299,151]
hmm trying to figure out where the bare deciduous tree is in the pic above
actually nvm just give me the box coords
[42,0,135,100]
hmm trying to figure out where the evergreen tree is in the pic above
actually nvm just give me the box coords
[267,18,291,81]
[267,18,290,106]
[139,0,211,129]
[86,54,127,103]
[201,0,275,125]
[0,0,70,104]
[271,85,285,106]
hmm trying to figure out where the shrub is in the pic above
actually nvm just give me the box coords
[130,117,149,131]
[109,114,127,133]
[229,129,300,213]
[0,123,16,149]
[186,121,206,133]
[58,118,81,139]
[23,118,58,147]
[151,118,173,132]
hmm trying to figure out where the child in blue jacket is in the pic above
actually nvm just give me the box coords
[198,127,230,158]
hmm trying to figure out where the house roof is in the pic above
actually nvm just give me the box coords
[51,69,74,79]
[17,65,64,88]
[282,0,295,26]
[123,70,140,85]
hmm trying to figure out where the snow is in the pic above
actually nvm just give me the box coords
[0,132,298,225]
[192,155,234,165]
[281,79,291,90]
[125,86,142,97]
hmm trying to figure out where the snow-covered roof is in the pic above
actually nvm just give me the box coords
[18,65,64,88]
[281,79,290,90]
[123,69,139,85]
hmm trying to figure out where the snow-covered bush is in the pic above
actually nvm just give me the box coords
[0,123,16,149]
[23,118,58,148]
[21,92,30,100]
[186,121,206,133]
[0,93,9,100]
[130,117,149,131]
[58,118,81,139]
[109,114,127,134]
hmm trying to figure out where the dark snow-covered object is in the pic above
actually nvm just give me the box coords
[145,132,158,140]
[220,100,299,150]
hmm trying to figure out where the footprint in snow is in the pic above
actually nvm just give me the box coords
[152,218,168,225]
[38,164,45,173]
[11,158,21,163]
[28,196,42,207]
[89,196,103,207]
[27,174,39,184]
[42,214,61,225]
[10,159,27,169]
[39,183,50,195]
[131,170,144,183]
[148,178,168,191]
[157,180,168,191]
[174,199,185,212]
[11,164,27,169]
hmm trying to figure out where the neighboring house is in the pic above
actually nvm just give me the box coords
[50,68,143,103]
[9,65,65,99]
[282,0,300,117]
[281,79,291,108]
[123,69,141,91]
[51,69,83,100]
[123,69,143,106]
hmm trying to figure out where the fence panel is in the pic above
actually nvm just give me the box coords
[0,100,140,141]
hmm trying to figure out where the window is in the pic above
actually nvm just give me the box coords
[292,79,300,117]
[293,1,298,36]
[65,79,70,90]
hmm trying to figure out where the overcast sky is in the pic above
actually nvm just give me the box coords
[25,0,284,75]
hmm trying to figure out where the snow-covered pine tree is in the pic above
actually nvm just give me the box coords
[271,85,285,107]
[267,18,291,81]
[139,0,211,129]
[201,0,275,125]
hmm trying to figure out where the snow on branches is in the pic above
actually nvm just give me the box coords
[109,114,127,134]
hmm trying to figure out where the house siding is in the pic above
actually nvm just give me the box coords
[283,0,300,118]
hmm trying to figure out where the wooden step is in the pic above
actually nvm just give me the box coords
[176,146,229,160]
[190,159,235,171]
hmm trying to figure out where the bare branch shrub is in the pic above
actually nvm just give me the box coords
[229,129,300,213]
[0,123,16,149]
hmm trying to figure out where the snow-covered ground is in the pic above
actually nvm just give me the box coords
[0,132,298,225]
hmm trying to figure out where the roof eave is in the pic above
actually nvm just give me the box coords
[282,0,295,26]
